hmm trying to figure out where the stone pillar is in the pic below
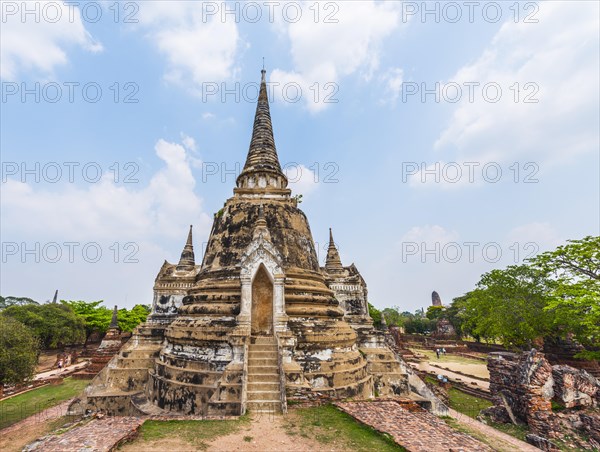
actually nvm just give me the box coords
[238,276,252,326]
[273,274,288,333]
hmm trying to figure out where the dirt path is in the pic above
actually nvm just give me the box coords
[33,362,89,381]
[409,362,490,390]
[206,414,326,452]
[0,399,73,452]
[120,414,327,452]
[448,408,539,452]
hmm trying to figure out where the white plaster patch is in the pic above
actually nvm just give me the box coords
[312,349,333,361]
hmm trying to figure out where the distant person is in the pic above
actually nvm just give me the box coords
[57,359,63,371]
[442,347,446,355]
[435,349,440,359]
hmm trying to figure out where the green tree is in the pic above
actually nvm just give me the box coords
[451,265,555,348]
[425,305,445,321]
[2,303,86,349]
[368,303,382,326]
[60,300,112,337]
[0,296,39,310]
[531,236,600,359]
[117,304,150,332]
[0,316,39,385]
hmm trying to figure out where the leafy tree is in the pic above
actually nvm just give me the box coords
[457,265,555,348]
[530,236,600,359]
[2,303,86,349]
[60,300,112,337]
[0,296,39,310]
[368,303,382,326]
[0,316,39,385]
[404,316,436,334]
[117,304,150,332]
[381,307,405,327]
[425,305,445,321]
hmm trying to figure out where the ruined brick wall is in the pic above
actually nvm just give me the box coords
[485,350,600,450]
[487,350,552,424]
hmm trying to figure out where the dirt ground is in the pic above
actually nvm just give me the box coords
[206,413,327,452]
[427,361,490,379]
[35,351,59,373]
[120,413,328,452]
[0,400,72,452]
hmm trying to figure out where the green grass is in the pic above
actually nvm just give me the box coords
[0,377,88,429]
[134,416,250,450]
[489,421,529,442]
[447,388,493,419]
[283,404,406,451]
[412,349,486,366]
[445,385,529,443]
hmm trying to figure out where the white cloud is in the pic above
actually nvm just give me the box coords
[1,137,212,307]
[1,138,210,241]
[380,67,404,105]
[271,1,401,112]
[180,133,197,152]
[435,2,599,165]
[202,112,216,120]
[0,1,102,80]
[134,2,240,90]
[284,163,319,196]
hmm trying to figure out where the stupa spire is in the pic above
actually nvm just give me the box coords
[176,225,195,271]
[325,228,343,270]
[110,305,119,329]
[235,67,289,193]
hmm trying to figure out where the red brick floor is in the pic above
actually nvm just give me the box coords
[24,416,143,451]
[336,400,493,452]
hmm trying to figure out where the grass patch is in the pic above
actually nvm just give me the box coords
[446,388,530,443]
[283,404,405,451]
[412,349,485,366]
[133,415,250,450]
[447,388,492,419]
[243,435,253,442]
[0,377,88,429]
[488,421,529,441]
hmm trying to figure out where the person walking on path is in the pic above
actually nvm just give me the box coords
[57,359,63,371]
[435,349,440,359]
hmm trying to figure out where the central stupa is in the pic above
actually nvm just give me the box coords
[82,70,442,416]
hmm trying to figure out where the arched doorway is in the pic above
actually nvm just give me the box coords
[251,264,273,335]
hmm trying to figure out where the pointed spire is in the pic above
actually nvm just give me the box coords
[176,225,195,271]
[235,68,289,194]
[252,204,271,241]
[325,228,343,271]
[51,289,58,303]
[110,305,119,329]
[256,204,267,228]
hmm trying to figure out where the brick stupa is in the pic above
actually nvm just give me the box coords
[81,70,442,416]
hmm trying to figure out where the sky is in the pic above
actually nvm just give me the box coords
[1,0,599,312]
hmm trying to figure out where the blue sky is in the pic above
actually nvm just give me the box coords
[1,1,599,311]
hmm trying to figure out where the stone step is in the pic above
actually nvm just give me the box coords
[251,336,277,345]
[248,350,278,357]
[248,357,278,366]
[247,382,280,392]
[115,357,156,369]
[247,365,278,374]
[246,400,282,414]
[248,373,280,383]
[246,390,281,401]
[248,344,278,353]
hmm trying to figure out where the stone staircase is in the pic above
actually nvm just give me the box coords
[246,336,282,414]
